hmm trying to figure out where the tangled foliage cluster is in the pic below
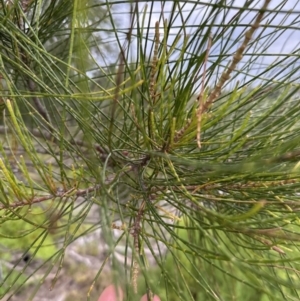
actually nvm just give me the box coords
[1,0,300,300]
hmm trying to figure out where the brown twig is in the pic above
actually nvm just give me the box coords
[201,0,271,114]
[0,166,132,210]
[0,184,100,210]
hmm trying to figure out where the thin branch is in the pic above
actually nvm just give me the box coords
[0,167,132,210]
[0,184,100,210]
[201,0,271,114]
